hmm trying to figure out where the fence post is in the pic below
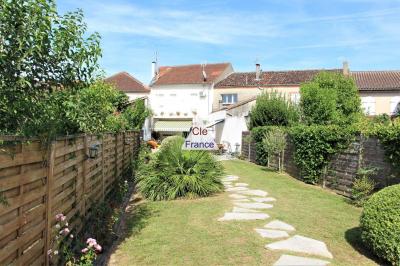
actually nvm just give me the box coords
[101,135,105,200]
[45,141,56,266]
[115,134,119,179]
[82,135,88,217]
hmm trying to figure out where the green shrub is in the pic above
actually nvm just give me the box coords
[249,92,299,129]
[262,127,286,170]
[251,126,278,165]
[136,136,224,200]
[374,123,400,176]
[360,184,400,265]
[300,72,361,125]
[352,167,377,207]
[289,124,355,184]
[122,99,152,130]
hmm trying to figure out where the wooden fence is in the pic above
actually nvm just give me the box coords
[0,131,140,266]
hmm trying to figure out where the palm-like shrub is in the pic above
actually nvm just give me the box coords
[136,136,224,200]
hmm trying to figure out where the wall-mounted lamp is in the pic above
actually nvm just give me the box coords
[88,143,100,159]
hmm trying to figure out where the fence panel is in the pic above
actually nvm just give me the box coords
[0,131,140,266]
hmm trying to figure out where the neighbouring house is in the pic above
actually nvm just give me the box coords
[149,62,233,138]
[105,71,150,101]
[105,72,152,140]
[353,71,400,115]
[211,62,400,152]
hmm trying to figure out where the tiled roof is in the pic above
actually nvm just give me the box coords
[105,72,149,93]
[351,71,400,91]
[152,63,231,85]
[215,69,342,88]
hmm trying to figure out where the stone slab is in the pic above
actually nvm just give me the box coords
[232,207,260,213]
[229,194,248,199]
[273,255,330,266]
[234,183,249,186]
[234,202,273,209]
[218,212,269,221]
[237,190,268,197]
[222,175,239,182]
[264,220,295,231]
[265,235,333,259]
[233,199,251,202]
[226,186,249,192]
[251,197,276,203]
[254,228,289,239]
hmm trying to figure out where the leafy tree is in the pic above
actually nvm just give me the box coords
[300,72,361,125]
[122,99,152,130]
[0,0,101,134]
[249,92,300,128]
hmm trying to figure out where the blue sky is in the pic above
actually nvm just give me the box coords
[58,0,400,83]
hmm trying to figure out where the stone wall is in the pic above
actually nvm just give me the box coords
[241,132,398,197]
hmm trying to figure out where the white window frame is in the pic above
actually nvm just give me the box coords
[361,96,376,115]
[390,96,400,115]
[221,94,238,105]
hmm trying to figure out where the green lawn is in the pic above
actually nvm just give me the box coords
[109,160,380,266]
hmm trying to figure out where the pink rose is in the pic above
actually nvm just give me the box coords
[81,248,89,254]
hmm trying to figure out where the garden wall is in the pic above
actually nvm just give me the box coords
[241,132,398,196]
[0,131,140,266]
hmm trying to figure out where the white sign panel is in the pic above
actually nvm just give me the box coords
[182,122,217,150]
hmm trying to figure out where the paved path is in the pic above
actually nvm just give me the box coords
[218,175,332,265]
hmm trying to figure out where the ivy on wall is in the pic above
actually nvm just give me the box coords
[288,125,356,184]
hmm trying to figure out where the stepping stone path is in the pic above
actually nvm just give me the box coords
[265,220,295,231]
[217,175,334,265]
[255,228,289,239]
[274,255,330,266]
[235,182,249,186]
[229,194,248,199]
[232,207,260,213]
[234,202,273,209]
[251,197,276,203]
[237,189,268,197]
[225,186,248,192]
[266,235,333,259]
[218,212,269,221]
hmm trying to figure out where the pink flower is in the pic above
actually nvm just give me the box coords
[60,215,67,222]
[47,249,52,256]
[81,248,89,254]
[55,214,63,221]
[94,244,102,253]
[86,238,97,247]
[62,228,70,235]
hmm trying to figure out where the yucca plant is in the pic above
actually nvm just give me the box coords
[136,136,224,200]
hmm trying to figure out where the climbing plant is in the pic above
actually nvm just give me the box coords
[289,124,356,184]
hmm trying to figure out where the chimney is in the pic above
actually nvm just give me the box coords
[343,61,350,76]
[255,63,261,80]
[151,61,157,80]
[202,63,207,82]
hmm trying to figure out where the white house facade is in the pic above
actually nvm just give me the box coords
[149,63,233,138]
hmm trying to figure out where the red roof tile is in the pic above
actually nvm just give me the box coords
[215,69,342,88]
[152,63,231,85]
[351,71,400,91]
[105,72,149,93]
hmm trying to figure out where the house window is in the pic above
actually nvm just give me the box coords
[390,96,400,115]
[290,92,301,104]
[221,94,238,105]
[361,96,376,115]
